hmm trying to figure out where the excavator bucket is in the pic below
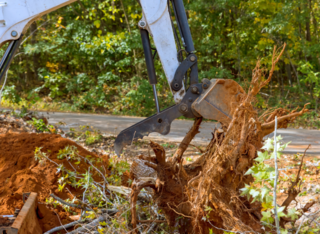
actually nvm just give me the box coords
[114,79,244,156]
[192,79,245,125]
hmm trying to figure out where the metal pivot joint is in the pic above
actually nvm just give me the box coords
[140,29,160,114]
[171,53,198,91]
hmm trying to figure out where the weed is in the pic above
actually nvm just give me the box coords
[69,126,103,145]
[160,143,176,149]
[28,117,55,133]
[85,130,102,145]
[241,136,301,232]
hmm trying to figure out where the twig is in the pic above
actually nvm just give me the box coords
[77,154,109,195]
[273,116,280,234]
[137,219,166,223]
[20,20,53,46]
[100,209,119,215]
[146,222,157,234]
[295,144,311,183]
[207,220,258,234]
[51,209,69,234]
[281,144,311,212]
[68,215,106,234]
[167,203,192,218]
[44,220,84,234]
[189,144,205,153]
[83,167,90,203]
[108,185,150,202]
[295,215,306,234]
[50,193,93,211]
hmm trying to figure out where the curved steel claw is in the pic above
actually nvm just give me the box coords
[114,84,203,157]
[114,105,181,156]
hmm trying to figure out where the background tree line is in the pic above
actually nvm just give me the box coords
[2,0,320,117]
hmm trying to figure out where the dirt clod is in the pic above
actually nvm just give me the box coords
[0,216,12,226]
[0,132,108,232]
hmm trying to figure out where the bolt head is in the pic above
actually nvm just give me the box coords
[188,97,193,102]
[202,78,211,89]
[190,55,196,62]
[139,21,146,27]
[11,30,18,37]
[179,104,188,113]
[191,86,198,94]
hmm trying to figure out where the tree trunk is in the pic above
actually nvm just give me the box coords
[30,21,39,83]
[280,63,284,98]
[287,52,303,94]
[285,63,293,87]
[276,71,282,98]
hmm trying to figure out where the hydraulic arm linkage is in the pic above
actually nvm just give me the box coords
[0,0,244,156]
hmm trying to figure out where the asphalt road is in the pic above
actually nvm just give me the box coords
[39,111,320,156]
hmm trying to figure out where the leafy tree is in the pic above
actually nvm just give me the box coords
[1,0,320,115]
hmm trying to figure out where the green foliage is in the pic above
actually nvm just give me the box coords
[2,0,320,116]
[160,143,176,149]
[107,157,130,186]
[241,136,301,232]
[288,111,320,129]
[57,145,79,160]
[298,62,320,98]
[69,125,103,145]
[35,146,110,208]
[28,117,55,132]
[2,85,21,104]
[34,145,168,232]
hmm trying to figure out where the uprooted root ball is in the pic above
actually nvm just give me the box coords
[129,45,312,233]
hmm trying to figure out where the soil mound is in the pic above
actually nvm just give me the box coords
[0,133,108,232]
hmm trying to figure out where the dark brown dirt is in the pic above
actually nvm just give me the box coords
[0,133,109,232]
[0,216,12,226]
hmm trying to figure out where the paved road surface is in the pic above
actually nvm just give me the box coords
[39,111,320,155]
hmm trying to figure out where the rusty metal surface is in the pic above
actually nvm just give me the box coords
[22,193,31,204]
[0,216,15,233]
[192,79,244,124]
[0,226,14,234]
[10,192,42,234]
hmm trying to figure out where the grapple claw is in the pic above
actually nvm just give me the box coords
[192,79,245,124]
[114,105,181,156]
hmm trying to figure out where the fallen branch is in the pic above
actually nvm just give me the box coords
[68,215,106,234]
[44,220,84,234]
[108,185,151,202]
[100,209,119,215]
[50,194,93,211]
[137,219,166,223]
[45,208,119,234]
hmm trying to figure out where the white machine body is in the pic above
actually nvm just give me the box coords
[0,0,76,45]
[0,0,185,103]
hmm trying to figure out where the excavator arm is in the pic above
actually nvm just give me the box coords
[0,0,244,156]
